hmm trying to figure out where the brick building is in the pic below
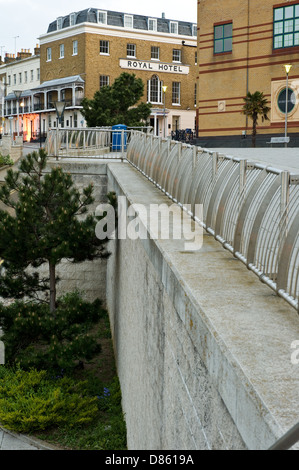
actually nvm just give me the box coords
[38,8,198,137]
[197,0,299,146]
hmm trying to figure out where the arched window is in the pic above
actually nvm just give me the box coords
[147,75,163,104]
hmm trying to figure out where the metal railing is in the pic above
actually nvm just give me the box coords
[126,131,299,313]
[45,127,152,159]
[43,127,299,312]
[268,422,299,450]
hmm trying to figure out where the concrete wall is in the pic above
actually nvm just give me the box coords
[0,135,23,162]
[36,160,109,304]
[39,157,298,450]
[106,162,299,451]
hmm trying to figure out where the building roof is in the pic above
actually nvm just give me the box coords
[32,75,85,90]
[47,8,196,37]
[5,76,85,100]
[5,89,33,100]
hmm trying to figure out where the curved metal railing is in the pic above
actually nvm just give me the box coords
[127,131,299,313]
[45,127,152,157]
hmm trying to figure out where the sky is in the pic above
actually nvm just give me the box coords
[0,0,197,58]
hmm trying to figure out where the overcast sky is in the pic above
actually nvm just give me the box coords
[0,0,197,58]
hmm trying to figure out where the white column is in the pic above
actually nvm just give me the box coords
[154,114,157,136]
[72,84,76,107]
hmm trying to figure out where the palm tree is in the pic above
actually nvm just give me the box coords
[242,91,270,147]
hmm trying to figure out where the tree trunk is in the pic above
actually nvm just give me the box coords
[252,115,257,148]
[49,262,56,313]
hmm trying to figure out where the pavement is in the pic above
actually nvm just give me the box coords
[213,147,299,172]
[0,427,59,450]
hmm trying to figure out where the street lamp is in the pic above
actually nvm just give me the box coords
[54,100,66,159]
[283,64,292,147]
[13,89,22,137]
[162,85,168,138]
[54,100,66,127]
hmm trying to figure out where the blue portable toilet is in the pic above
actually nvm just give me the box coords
[112,124,127,151]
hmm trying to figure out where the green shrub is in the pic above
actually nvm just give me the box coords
[0,366,99,433]
[0,155,13,167]
[0,291,105,372]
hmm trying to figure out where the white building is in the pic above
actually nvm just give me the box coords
[0,48,42,140]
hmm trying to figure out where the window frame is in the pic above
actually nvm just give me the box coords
[72,40,78,56]
[59,44,64,59]
[151,46,160,60]
[70,13,76,27]
[172,49,182,62]
[100,40,110,55]
[99,75,110,89]
[170,21,178,35]
[147,75,163,104]
[124,14,133,29]
[47,47,52,62]
[273,4,299,50]
[98,10,107,25]
[214,22,233,54]
[277,87,296,113]
[148,18,157,32]
[127,43,136,58]
[172,82,181,105]
[57,17,63,30]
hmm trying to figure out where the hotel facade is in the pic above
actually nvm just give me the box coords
[38,8,198,137]
[197,0,299,146]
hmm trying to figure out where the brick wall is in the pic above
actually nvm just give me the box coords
[197,0,299,138]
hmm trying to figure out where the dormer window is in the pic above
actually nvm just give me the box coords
[148,18,157,32]
[70,13,76,27]
[57,17,63,30]
[170,21,178,35]
[124,15,133,29]
[98,10,107,25]
[192,24,197,37]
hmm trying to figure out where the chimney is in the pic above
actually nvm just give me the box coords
[17,49,32,60]
[34,44,40,56]
[4,53,16,64]
[162,12,165,19]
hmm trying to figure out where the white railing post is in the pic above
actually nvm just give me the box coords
[121,130,125,162]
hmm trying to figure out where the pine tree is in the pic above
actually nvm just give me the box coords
[0,149,111,312]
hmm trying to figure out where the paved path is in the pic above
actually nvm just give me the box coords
[0,427,57,450]
[213,148,299,172]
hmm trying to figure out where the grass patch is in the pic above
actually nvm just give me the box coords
[0,310,127,450]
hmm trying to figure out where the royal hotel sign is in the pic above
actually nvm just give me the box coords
[119,59,190,75]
